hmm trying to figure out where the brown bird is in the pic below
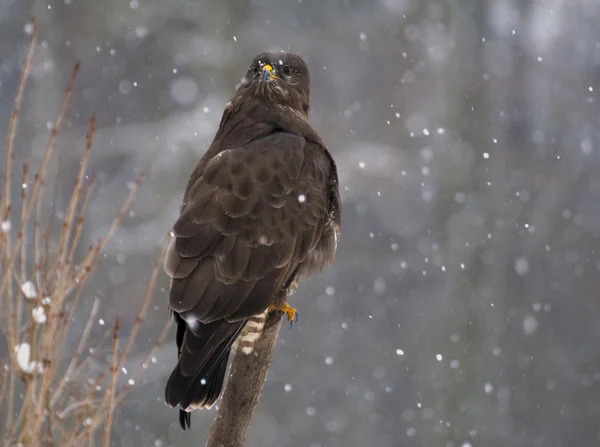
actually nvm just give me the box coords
[163,52,341,430]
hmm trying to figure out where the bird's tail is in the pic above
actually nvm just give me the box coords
[164,318,244,430]
[176,349,230,430]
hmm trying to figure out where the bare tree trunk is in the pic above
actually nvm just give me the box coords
[205,312,283,447]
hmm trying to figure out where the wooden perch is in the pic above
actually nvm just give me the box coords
[205,311,283,447]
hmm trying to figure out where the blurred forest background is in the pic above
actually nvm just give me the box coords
[1,0,600,446]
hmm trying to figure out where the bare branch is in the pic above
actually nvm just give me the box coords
[3,18,36,220]
[1,23,161,446]
[206,311,283,447]
[103,318,120,447]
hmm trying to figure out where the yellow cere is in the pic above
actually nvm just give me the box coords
[262,64,279,79]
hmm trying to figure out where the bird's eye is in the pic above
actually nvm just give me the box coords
[281,65,293,77]
[251,66,260,75]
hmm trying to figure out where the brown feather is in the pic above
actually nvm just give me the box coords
[164,238,199,279]
[163,52,342,427]
[215,242,252,282]
[175,226,222,258]
[218,190,255,218]
[169,259,214,313]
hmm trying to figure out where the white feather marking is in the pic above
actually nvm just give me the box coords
[252,310,268,320]
[240,331,262,343]
[236,310,268,355]
[245,319,265,329]
[187,400,215,410]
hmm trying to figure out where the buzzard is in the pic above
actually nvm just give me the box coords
[163,52,341,430]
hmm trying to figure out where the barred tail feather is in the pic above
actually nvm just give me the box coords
[234,311,267,355]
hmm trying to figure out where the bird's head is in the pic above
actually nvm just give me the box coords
[239,52,311,118]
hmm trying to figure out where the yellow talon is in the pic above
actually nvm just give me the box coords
[281,302,296,322]
[269,301,298,325]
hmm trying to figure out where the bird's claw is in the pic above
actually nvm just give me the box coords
[288,311,299,330]
[269,301,298,329]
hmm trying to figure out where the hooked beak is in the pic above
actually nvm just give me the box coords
[261,64,278,81]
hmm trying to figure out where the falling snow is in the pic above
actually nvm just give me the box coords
[514,257,530,276]
[170,76,199,106]
[2,2,597,444]
[523,316,539,336]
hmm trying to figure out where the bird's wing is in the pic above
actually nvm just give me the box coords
[164,131,336,325]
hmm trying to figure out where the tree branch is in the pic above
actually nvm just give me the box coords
[206,311,283,447]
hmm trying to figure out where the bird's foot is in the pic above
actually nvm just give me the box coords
[269,301,299,329]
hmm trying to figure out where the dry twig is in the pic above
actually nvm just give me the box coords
[0,18,166,447]
[206,312,283,447]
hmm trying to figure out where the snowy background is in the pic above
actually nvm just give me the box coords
[2,0,600,446]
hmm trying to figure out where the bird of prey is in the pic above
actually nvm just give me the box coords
[163,52,341,430]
